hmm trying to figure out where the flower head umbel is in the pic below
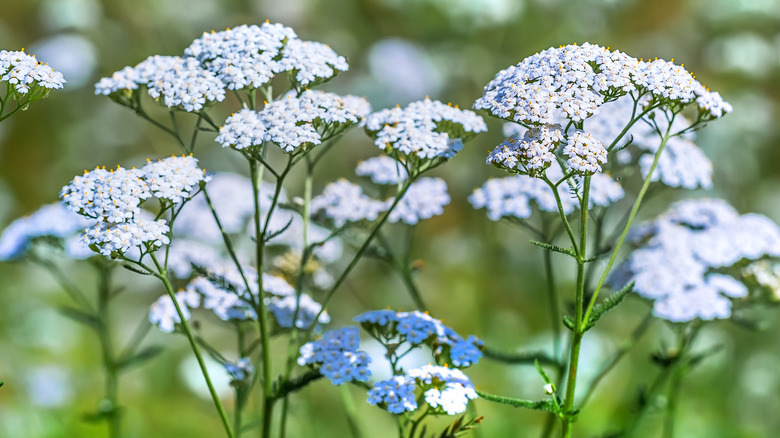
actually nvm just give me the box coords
[408,365,478,415]
[367,365,478,415]
[611,199,780,322]
[367,376,417,414]
[216,90,370,152]
[475,43,730,125]
[1,49,65,95]
[562,130,607,174]
[142,155,210,204]
[95,55,225,112]
[365,98,487,163]
[298,326,371,385]
[184,22,347,90]
[60,156,209,257]
[476,43,731,180]
[486,124,563,175]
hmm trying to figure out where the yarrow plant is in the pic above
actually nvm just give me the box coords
[2,22,778,438]
[467,41,779,438]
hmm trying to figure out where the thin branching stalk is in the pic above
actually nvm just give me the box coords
[149,252,235,438]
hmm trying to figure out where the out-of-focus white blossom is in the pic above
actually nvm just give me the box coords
[311,179,387,226]
[365,98,487,160]
[356,156,408,185]
[388,177,449,225]
[470,162,623,220]
[0,203,92,260]
[612,199,780,322]
[149,288,201,333]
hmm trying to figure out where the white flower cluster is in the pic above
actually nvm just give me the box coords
[365,98,487,160]
[368,365,477,415]
[470,163,624,220]
[185,23,347,89]
[95,55,226,111]
[355,156,408,185]
[60,156,209,256]
[298,326,372,385]
[96,22,349,110]
[0,49,65,93]
[388,177,450,225]
[216,90,371,152]
[475,43,731,126]
[486,124,563,174]
[148,289,201,333]
[84,216,170,257]
[562,130,607,174]
[143,155,210,203]
[276,39,349,86]
[0,203,93,261]
[311,180,387,227]
[612,199,780,322]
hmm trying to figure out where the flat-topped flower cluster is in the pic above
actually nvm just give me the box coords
[475,43,731,178]
[95,22,347,111]
[1,49,65,94]
[60,155,209,256]
[216,90,371,152]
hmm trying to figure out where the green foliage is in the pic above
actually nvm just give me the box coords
[529,240,577,258]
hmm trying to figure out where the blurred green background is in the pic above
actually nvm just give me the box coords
[1,0,780,437]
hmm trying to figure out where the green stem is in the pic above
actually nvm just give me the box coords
[560,174,590,438]
[542,175,579,254]
[249,160,275,438]
[582,132,672,327]
[279,155,315,438]
[150,253,234,438]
